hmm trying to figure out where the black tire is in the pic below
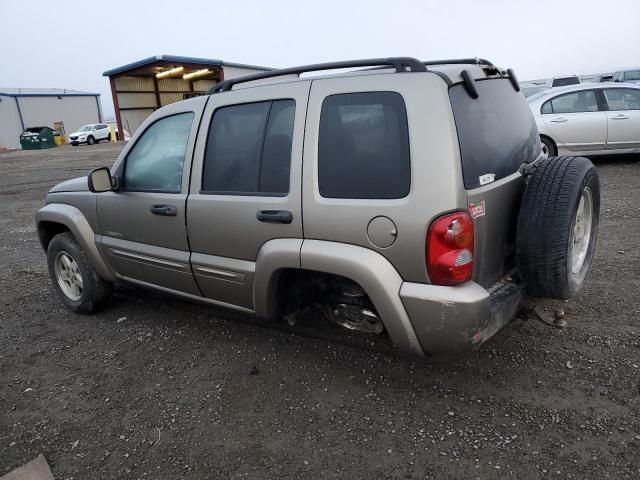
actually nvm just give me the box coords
[540,136,556,157]
[516,156,600,299]
[47,232,113,313]
[87,136,95,145]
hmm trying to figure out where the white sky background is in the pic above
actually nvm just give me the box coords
[1,0,639,118]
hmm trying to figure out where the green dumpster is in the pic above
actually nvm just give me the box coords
[19,127,56,150]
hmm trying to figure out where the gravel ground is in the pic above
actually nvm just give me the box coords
[0,144,639,479]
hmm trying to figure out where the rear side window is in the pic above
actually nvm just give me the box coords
[546,91,599,114]
[449,79,539,189]
[202,99,295,195]
[318,92,410,199]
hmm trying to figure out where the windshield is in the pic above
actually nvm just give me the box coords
[624,70,640,81]
[77,125,93,132]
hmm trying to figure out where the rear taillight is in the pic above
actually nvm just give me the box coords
[426,211,474,286]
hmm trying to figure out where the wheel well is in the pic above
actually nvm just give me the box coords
[37,221,70,251]
[275,269,373,318]
[540,134,557,154]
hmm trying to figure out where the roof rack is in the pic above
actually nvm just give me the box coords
[422,58,496,67]
[208,57,427,94]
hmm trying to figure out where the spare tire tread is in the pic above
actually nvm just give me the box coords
[516,156,599,299]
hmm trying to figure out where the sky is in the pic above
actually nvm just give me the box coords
[2,0,639,118]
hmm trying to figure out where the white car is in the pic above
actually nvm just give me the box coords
[528,83,640,156]
[68,124,111,146]
[612,68,640,84]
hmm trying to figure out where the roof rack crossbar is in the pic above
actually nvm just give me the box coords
[208,57,426,94]
[422,58,496,67]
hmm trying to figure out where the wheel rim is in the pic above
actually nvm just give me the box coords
[571,187,593,275]
[54,251,83,301]
[541,143,549,159]
[323,304,384,334]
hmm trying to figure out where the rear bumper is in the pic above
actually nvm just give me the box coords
[400,277,523,354]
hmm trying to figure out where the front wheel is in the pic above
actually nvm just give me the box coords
[87,136,95,145]
[516,156,600,299]
[47,232,113,313]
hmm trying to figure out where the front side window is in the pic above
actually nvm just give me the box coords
[547,91,599,114]
[124,112,194,192]
[604,88,640,111]
[202,99,295,195]
[318,92,410,199]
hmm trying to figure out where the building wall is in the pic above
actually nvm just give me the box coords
[193,79,216,92]
[222,65,268,79]
[0,95,23,149]
[111,66,273,136]
[222,65,298,89]
[120,109,155,136]
[0,95,100,149]
[17,96,101,139]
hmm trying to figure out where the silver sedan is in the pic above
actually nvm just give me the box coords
[528,83,640,156]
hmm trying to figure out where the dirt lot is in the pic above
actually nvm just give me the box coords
[0,144,639,479]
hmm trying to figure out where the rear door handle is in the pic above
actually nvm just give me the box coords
[611,114,630,120]
[550,117,568,123]
[150,204,177,216]
[256,210,293,224]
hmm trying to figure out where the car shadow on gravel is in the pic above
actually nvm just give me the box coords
[102,281,608,409]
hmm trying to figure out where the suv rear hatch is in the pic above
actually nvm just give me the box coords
[449,78,540,287]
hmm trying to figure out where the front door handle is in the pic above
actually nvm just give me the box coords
[256,210,293,224]
[611,114,630,120]
[550,117,568,123]
[150,204,177,216]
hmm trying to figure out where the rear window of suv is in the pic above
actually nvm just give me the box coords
[449,79,539,189]
[318,92,410,199]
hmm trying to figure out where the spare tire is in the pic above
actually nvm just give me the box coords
[516,156,600,299]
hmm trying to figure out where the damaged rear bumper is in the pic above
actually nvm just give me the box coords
[399,277,523,354]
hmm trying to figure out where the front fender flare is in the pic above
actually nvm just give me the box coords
[35,203,116,282]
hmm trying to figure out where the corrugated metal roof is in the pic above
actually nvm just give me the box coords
[102,55,273,77]
[0,88,100,97]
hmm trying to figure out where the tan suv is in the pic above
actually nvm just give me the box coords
[36,57,600,356]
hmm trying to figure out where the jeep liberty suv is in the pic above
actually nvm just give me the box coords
[36,57,600,356]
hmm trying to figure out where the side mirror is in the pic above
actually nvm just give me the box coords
[88,167,113,192]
